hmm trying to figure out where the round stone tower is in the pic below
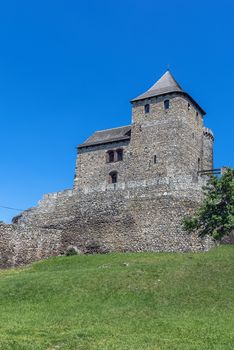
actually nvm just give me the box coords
[202,127,214,170]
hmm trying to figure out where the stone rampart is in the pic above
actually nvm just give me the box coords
[0,223,15,268]
[0,175,214,268]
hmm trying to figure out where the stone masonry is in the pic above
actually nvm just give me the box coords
[0,71,216,268]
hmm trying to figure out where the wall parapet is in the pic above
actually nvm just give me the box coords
[203,127,214,141]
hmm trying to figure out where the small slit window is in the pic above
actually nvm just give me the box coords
[164,99,170,110]
[117,149,123,161]
[198,158,201,171]
[154,155,157,164]
[109,171,118,184]
[188,103,191,110]
[196,112,199,125]
[144,104,150,114]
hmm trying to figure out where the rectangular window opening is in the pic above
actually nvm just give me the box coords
[164,100,170,110]
[144,104,150,114]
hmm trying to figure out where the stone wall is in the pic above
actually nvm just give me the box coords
[221,232,234,244]
[74,93,213,195]
[74,140,130,191]
[0,174,214,268]
[202,128,214,170]
[0,223,15,268]
[130,94,205,180]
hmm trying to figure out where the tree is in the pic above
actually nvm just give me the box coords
[183,168,234,241]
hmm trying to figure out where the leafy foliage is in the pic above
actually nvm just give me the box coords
[183,168,234,240]
[66,247,78,256]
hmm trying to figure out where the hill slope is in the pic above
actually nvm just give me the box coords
[0,246,233,349]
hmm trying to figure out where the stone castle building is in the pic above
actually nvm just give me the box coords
[0,71,215,267]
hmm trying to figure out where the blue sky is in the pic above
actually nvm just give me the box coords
[0,0,233,222]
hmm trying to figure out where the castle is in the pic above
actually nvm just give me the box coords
[0,71,216,268]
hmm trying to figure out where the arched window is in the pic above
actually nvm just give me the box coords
[144,104,150,114]
[164,99,170,110]
[117,149,123,161]
[109,171,118,184]
[107,151,115,163]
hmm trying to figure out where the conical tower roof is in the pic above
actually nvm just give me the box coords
[131,71,205,115]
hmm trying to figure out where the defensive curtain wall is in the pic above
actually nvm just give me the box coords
[0,175,213,268]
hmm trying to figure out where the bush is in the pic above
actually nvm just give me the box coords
[66,246,78,256]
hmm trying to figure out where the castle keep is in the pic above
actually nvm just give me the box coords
[0,71,215,267]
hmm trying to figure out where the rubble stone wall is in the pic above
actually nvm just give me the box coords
[0,223,15,268]
[0,175,214,268]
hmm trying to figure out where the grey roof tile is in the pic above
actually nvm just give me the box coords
[78,125,131,148]
[131,71,205,115]
[132,71,182,101]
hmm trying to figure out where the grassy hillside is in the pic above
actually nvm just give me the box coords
[0,246,233,350]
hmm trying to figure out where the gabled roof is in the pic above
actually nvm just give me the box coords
[131,71,206,115]
[78,125,131,149]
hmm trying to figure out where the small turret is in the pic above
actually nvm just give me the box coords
[202,127,214,170]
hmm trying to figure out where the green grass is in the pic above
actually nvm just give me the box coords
[0,246,233,350]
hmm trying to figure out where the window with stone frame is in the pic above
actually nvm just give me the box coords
[117,149,123,161]
[109,171,118,184]
[144,104,150,114]
[164,99,170,110]
[107,150,115,163]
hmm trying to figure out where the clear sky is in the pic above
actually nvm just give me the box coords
[0,0,233,222]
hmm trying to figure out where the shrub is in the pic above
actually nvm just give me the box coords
[66,246,79,256]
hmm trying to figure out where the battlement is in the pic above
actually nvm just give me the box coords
[203,127,214,141]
